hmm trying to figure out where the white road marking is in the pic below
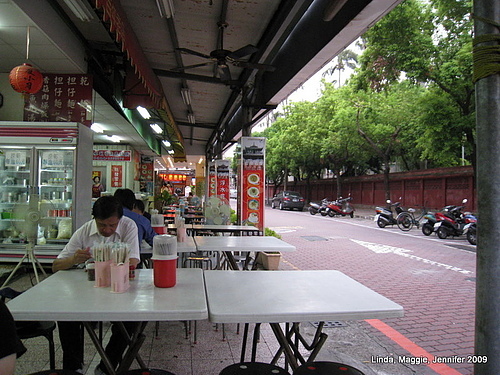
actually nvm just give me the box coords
[351,239,473,275]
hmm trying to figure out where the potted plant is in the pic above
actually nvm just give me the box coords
[258,228,282,270]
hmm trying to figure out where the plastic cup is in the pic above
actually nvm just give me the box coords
[153,256,177,288]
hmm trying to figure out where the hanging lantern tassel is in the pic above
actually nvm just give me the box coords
[9,63,44,95]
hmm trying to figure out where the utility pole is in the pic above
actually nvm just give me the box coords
[474,0,500,372]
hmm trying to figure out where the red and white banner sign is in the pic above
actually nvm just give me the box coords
[93,150,132,161]
[216,159,230,203]
[207,162,217,197]
[240,137,266,231]
[111,165,123,187]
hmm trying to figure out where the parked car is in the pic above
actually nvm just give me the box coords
[271,191,305,211]
[230,188,237,199]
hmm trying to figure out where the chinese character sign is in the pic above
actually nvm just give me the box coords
[207,162,217,197]
[216,159,230,203]
[111,165,123,187]
[240,137,266,231]
[24,74,93,126]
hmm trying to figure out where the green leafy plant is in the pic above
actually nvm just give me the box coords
[264,227,281,239]
[156,190,176,206]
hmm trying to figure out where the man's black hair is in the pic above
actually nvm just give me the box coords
[114,188,136,210]
[92,196,123,220]
[133,199,145,213]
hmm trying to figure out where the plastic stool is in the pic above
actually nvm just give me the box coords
[27,371,82,375]
[122,369,176,375]
[220,362,290,375]
[293,362,365,375]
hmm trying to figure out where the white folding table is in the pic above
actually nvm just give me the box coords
[7,268,208,374]
[204,270,404,369]
[194,235,296,270]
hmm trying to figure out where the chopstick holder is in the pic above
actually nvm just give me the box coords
[111,261,130,293]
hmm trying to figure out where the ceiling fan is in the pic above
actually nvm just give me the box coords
[176,22,275,82]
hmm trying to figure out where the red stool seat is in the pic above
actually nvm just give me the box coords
[220,362,290,375]
[293,362,365,375]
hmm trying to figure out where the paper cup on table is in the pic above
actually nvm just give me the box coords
[152,255,177,288]
[110,261,130,293]
[153,235,177,257]
[94,260,112,287]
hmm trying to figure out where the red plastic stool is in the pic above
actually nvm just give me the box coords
[220,362,290,375]
[293,362,365,375]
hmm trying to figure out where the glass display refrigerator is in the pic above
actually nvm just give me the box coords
[0,122,93,267]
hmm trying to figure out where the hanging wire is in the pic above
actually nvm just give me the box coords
[472,14,500,83]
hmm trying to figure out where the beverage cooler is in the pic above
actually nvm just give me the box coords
[0,122,93,263]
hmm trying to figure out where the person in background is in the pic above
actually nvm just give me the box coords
[0,299,26,375]
[133,199,151,222]
[52,196,140,373]
[92,175,105,198]
[114,189,157,266]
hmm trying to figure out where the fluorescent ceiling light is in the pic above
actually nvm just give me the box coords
[137,106,151,119]
[168,150,175,155]
[187,112,195,124]
[156,0,174,18]
[198,157,204,164]
[162,140,171,147]
[108,135,121,143]
[90,123,104,133]
[150,123,163,134]
[62,0,96,22]
[181,88,192,105]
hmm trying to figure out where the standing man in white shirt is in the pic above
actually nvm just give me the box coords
[52,196,140,373]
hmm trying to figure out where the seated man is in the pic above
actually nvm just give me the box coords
[114,189,157,266]
[0,299,26,375]
[52,196,140,374]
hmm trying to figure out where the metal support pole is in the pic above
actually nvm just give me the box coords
[474,0,500,372]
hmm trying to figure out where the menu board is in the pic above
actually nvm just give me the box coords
[240,137,266,230]
[24,74,93,126]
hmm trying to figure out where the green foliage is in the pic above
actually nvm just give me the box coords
[155,190,176,205]
[264,227,282,239]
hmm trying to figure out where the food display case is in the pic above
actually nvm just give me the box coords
[0,122,93,263]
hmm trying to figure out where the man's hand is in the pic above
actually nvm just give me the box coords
[52,247,92,272]
[73,248,92,265]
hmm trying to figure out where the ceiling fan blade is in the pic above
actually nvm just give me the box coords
[172,62,214,71]
[218,64,232,82]
[232,60,276,72]
[228,44,259,59]
[176,47,212,60]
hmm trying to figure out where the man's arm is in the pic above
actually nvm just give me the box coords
[52,248,91,272]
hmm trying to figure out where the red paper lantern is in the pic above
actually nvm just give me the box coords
[9,63,43,94]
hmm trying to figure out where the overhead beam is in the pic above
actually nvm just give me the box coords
[153,68,239,86]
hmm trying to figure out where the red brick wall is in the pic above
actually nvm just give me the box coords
[267,166,476,211]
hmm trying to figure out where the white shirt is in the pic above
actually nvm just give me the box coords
[57,216,140,261]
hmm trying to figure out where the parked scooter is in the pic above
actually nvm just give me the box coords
[374,200,404,228]
[463,222,477,245]
[309,198,329,216]
[421,211,437,236]
[433,199,476,239]
[326,197,355,218]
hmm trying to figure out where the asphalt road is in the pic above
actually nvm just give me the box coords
[263,204,476,375]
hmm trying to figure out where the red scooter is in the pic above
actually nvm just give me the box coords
[433,199,476,239]
[326,197,355,218]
